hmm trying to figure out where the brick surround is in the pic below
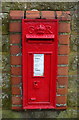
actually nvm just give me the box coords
[9,10,71,110]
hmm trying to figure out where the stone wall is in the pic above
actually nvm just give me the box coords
[1,2,78,118]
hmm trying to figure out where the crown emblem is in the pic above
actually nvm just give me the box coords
[36,24,46,34]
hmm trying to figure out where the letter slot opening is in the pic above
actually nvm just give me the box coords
[26,34,55,43]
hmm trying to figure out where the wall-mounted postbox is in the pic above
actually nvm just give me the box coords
[22,19,58,109]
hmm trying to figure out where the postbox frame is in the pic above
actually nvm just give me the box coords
[22,19,58,109]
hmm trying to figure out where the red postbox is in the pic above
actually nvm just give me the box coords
[22,19,58,109]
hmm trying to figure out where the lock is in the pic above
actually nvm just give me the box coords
[33,81,40,88]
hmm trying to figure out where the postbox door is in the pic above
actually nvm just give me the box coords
[27,53,52,104]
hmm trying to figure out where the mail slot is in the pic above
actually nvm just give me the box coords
[22,19,58,109]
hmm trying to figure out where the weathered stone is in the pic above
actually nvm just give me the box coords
[2,35,9,52]
[1,2,78,119]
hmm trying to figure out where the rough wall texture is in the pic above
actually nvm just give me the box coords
[2,2,78,119]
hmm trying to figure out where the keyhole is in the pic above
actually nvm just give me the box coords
[34,81,37,85]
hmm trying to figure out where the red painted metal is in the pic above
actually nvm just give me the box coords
[22,19,58,109]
